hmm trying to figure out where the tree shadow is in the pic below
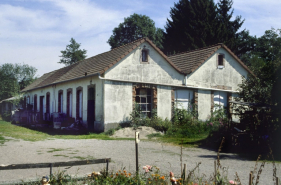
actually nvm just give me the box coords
[15,123,89,136]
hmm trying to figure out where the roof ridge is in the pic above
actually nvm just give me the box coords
[169,43,223,57]
[110,37,145,51]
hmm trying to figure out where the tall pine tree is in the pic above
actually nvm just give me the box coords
[164,0,217,54]
[163,0,247,56]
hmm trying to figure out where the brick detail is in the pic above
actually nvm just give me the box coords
[211,85,232,90]
[227,93,232,119]
[152,86,157,109]
[171,89,175,118]
[194,90,198,106]
[211,91,214,113]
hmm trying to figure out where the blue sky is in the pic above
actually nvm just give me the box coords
[1,0,280,77]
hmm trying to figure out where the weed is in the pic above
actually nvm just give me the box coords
[53,154,69,158]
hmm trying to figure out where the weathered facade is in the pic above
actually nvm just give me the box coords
[21,38,253,132]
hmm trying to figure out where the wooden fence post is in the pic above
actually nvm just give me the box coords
[249,172,253,185]
[135,131,140,175]
[106,159,109,176]
[50,163,53,178]
[214,160,217,185]
[277,177,279,185]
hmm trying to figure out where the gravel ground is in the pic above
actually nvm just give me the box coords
[0,137,280,184]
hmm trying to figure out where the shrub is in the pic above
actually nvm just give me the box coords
[1,111,11,122]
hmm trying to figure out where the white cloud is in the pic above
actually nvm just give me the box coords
[231,0,281,36]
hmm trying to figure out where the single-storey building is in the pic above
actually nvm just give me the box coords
[21,38,253,132]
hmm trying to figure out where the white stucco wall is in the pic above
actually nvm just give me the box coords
[103,81,132,130]
[105,42,185,86]
[23,75,103,129]
[198,90,212,120]
[186,48,248,91]
[157,85,172,120]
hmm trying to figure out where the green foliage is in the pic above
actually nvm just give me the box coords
[163,0,245,54]
[107,13,164,49]
[0,63,37,101]
[1,111,11,122]
[50,170,72,185]
[164,0,217,53]
[58,38,87,66]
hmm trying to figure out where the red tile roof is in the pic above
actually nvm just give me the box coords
[22,40,253,92]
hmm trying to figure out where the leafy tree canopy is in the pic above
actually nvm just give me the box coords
[107,13,164,49]
[163,0,246,55]
[237,28,281,105]
[58,38,87,66]
[0,63,37,101]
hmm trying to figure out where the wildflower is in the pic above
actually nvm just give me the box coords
[170,172,177,184]
[143,165,152,173]
[210,122,213,126]
[229,180,237,184]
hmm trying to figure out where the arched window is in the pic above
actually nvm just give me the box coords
[34,94,37,112]
[58,90,63,113]
[67,88,73,117]
[76,87,83,120]
[46,92,50,114]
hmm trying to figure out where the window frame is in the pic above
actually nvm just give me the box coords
[217,53,225,69]
[141,46,149,63]
[135,88,152,118]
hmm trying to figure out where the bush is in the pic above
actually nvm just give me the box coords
[1,111,11,122]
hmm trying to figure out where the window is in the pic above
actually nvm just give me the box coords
[217,53,225,68]
[58,90,63,113]
[67,89,72,117]
[135,88,152,118]
[213,91,227,111]
[141,46,149,62]
[175,89,194,110]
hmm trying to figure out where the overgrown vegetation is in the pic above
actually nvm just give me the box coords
[128,103,229,147]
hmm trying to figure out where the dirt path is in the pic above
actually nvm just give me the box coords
[0,137,279,184]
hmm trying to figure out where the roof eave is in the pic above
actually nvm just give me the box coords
[21,73,100,92]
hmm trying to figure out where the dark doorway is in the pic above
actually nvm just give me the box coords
[40,96,44,121]
[87,87,95,131]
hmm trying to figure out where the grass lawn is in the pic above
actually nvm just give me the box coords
[0,120,114,142]
[0,120,208,147]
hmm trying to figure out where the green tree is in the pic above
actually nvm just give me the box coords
[107,13,164,49]
[0,63,37,101]
[163,0,246,55]
[164,0,218,53]
[234,29,281,152]
[58,38,87,66]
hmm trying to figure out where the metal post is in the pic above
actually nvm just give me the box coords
[135,131,140,175]
[106,159,109,176]
[50,163,53,178]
